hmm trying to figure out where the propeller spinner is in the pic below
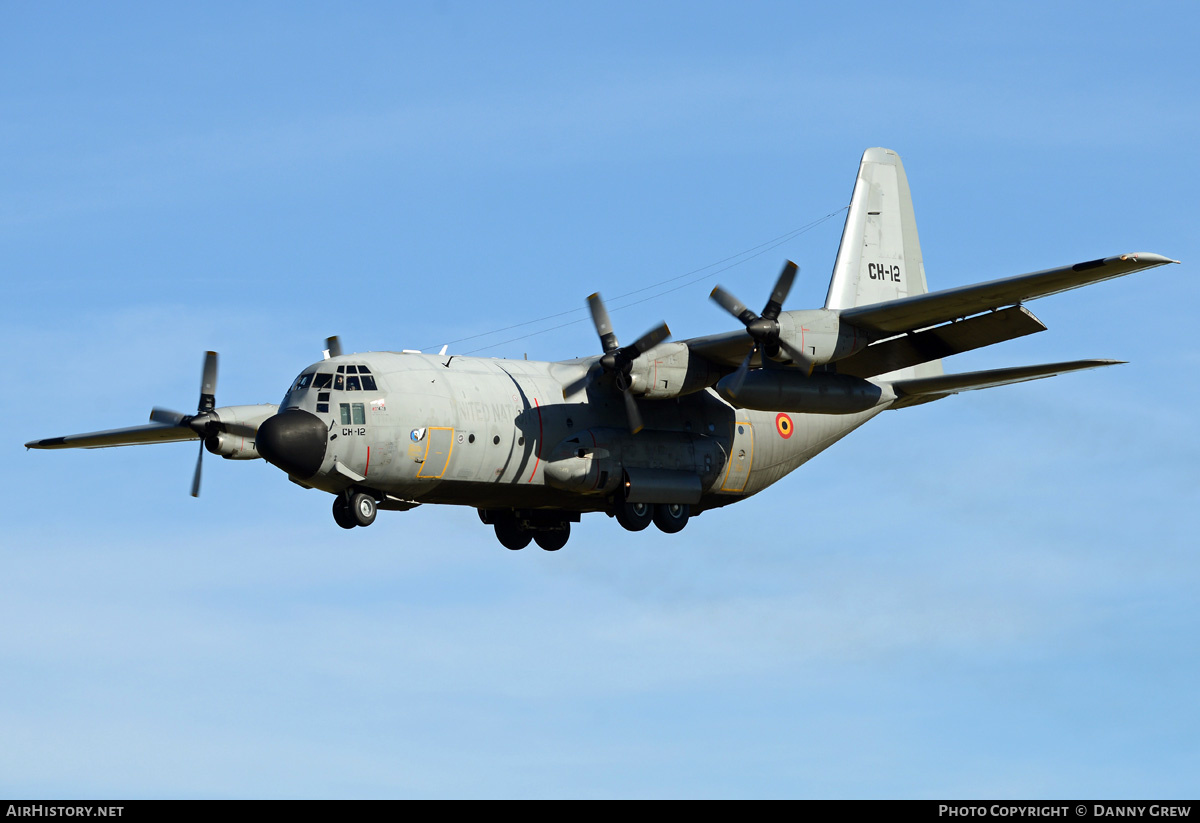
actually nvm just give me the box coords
[563,293,670,434]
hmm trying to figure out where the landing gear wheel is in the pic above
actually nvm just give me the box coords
[494,519,532,551]
[615,500,653,532]
[534,524,570,552]
[653,503,690,534]
[350,492,377,527]
[332,497,356,530]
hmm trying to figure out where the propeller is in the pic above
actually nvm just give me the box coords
[563,293,670,434]
[325,336,343,358]
[710,261,812,397]
[149,350,219,497]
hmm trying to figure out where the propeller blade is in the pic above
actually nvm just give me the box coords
[762,261,798,321]
[198,351,217,412]
[710,286,756,325]
[150,407,188,426]
[626,322,671,357]
[622,388,644,435]
[777,338,816,375]
[190,440,204,498]
[562,368,594,398]
[325,336,343,358]
[587,293,620,353]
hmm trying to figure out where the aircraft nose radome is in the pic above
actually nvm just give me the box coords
[257,409,327,479]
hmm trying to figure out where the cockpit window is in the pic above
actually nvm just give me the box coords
[325,364,378,391]
[290,372,315,391]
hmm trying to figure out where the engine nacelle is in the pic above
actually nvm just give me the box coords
[716,370,889,414]
[627,342,724,399]
[204,431,260,460]
[776,309,870,367]
[203,404,277,460]
[543,427,725,497]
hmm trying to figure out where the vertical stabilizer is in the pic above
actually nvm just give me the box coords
[826,148,930,309]
[826,148,941,379]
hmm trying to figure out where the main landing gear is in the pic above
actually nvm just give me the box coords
[479,509,577,551]
[333,491,377,529]
[614,500,690,534]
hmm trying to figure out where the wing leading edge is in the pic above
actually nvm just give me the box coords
[25,423,201,450]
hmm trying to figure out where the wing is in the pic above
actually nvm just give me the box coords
[25,423,200,450]
[682,328,756,368]
[840,253,1178,336]
[887,359,1123,408]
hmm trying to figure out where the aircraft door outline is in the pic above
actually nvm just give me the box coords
[417,427,455,479]
[720,420,754,493]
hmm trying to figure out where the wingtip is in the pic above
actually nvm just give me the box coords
[1118,252,1180,265]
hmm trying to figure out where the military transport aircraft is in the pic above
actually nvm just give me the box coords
[26,148,1178,551]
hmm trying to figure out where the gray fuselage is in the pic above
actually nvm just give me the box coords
[276,350,886,514]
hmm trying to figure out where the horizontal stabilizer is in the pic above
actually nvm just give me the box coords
[25,423,200,450]
[887,359,1123,409]
[842,253,1178,335]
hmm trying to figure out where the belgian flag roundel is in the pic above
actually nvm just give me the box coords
[775,413,794,439]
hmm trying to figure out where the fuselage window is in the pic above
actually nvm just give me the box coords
[339,403,351,425]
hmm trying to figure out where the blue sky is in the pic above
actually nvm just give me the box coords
[2,1,1197,798]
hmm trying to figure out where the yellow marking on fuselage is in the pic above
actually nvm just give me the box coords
[416,427,456,479]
